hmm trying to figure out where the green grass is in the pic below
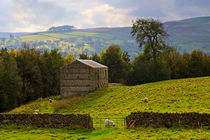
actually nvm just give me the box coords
[19,31,116,42]
[3,77,210,139]
[0,125,209,139]
[20,34,56,41]
[10,77,210,117]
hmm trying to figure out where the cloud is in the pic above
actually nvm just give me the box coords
[0,0,209,32]
[11,0,79,32]
[80,4,134,28]
[10,0,135,31]
[0,1,15,32]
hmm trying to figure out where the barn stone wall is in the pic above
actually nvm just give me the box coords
[0,113,93,129]
[126,112,210,127]
[60,62,93,97]
[60,61,108,97]
[92,68,108,89]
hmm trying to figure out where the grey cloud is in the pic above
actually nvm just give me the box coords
[12,0,79,27]
[0,0,210,32]
[103,0,210,21]
[0,1,15,32]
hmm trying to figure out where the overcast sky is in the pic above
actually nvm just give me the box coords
[1,0,210,32]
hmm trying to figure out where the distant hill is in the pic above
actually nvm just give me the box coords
[0,16,210,58]
[0,32,32,38]
[48,25,75,32]
[165,16,210,54]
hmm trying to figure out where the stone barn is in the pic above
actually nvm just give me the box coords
[60,59,108,97]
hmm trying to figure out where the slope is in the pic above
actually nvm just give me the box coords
[9,77,210,118]
[3,77,210,139]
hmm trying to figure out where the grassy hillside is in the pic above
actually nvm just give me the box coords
[1,16,210,58]
[2,77,210,139]
[0,30,138,59]
[10,77,210,117]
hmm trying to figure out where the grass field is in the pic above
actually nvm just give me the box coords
[0,125,209,139]
[19,31,116,42]
[2,77,210,139]
[10,77,210,117]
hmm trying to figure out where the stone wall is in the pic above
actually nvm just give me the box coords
[60,62,93,97]
[93,68,108,88]
[0,113,93,129]
[60,60,108,97]
[126,112,210,127]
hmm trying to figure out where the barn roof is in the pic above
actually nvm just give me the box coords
[61,59,107,69]
[77,59,107,68]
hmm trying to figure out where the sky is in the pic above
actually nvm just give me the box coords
[1,0,210,32]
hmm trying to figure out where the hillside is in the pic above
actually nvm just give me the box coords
[10,77,210,117]
[4,77,210,139]
[0,16,210,58]
[165,16,210,54]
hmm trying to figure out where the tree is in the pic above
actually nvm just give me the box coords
[64,53,74,64]
[130,18,171,84]
[188,50,205,77]
[15,46,43,102]
[131,52,170,85]
[48,25,75,32]
[0,49,22,111]
[101,45,126,83]
[121,51,132,84]
[163,47,182,79]
[131,18,168,65]
[79,52,89,59]
[39,49,65,97]
[90,53,101,63]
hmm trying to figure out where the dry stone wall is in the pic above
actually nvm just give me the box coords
[0,113,93,129]
[126,112,210,127]
[60,60,108,97]
[60,62,94,97]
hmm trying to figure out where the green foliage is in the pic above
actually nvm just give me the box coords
[101,45,131,83]
[129,18,210,85]
[79,52,89,59]
[163,48,210,79]
[15,46,43,102]
[90,53,101,63]
[0,49,22,111]
[129,18,171,85]
[64,53,74,64]
[131,18,168,64]
[129,53,171,85]
[39,49,65,97]
[0,45,67,112]
[188,50,207,77]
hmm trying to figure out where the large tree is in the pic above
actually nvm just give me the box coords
[0,49,22,111]
[101,45,131,83]
[131,18,168,65]
[15,46,43,102]
[39,49,65,97]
